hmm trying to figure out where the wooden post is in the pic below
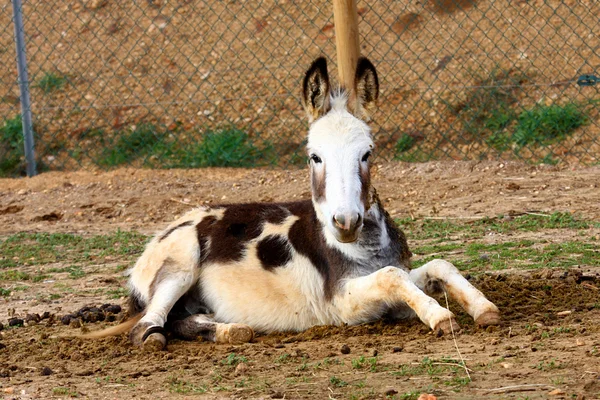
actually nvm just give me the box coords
[332,0,360,90]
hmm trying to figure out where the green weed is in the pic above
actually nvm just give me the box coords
[223,353,248,366]
[0,230,148,269]
[0,115,24,176]
[513,103,588,148]
[329,376,348,388]
[37,72,67,93]
[395,134,418,154]
[168,376,207,394]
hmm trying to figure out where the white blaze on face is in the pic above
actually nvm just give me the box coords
[307,95,374,243]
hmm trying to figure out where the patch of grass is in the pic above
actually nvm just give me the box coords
[179,128,271,168]
[223,353,248,366]
[0,115,24,177]
[512,103,588,148]
[0,270,32,281]
[93,124,274,169]
[329,376,348,388]
[275,353,292,364]
[168,377,207,394]
[396,212,598,242]
[395,134,418,154]
[52,386,79,397]
[106,287,129,299]
[445,66,527,145]
[46,265,86,279]
[0,288,11,296]
[398,392,421,400]
[37,72,67,93]
[534,358,562,371]
[0,230,148,269]
[97,124,164,167]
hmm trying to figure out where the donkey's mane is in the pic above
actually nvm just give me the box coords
[329,88,350,112]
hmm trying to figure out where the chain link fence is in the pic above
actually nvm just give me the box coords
[1,0,599,176]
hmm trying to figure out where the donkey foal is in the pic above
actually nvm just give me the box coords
[89,57,500,350]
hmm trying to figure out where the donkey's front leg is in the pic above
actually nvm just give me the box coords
[334,266,458,334]
[409,259,500,327]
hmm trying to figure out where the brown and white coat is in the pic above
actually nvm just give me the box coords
[89,57,500,349]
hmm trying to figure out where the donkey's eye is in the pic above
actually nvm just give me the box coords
[310,154,322,164]
[361,151,371,162]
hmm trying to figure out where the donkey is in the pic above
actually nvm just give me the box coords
[88,57,500,350]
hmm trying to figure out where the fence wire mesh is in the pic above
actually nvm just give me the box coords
[1,0,599,176]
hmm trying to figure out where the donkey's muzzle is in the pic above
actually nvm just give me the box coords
[333,213,362,242]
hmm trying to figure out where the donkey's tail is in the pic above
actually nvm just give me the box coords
[80,313,143,339]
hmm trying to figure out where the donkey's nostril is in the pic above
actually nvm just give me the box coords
[333,214,346,230]
[334,213,362,232]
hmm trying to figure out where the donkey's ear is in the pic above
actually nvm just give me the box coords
[302,57,331,123]
[354,57,379,120]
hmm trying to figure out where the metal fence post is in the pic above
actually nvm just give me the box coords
[11,0,36,177]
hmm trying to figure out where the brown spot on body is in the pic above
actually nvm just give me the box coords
[257,235,292,271]
[196,204,291,264]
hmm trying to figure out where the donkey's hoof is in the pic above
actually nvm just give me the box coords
[475,311,501,327]
[434,318,460,336]
[143,333,167,352]
[217,323,254,344]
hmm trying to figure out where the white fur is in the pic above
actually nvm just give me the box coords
[307,93,373,239]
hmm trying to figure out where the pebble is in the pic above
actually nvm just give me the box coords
[392,346,403,353]
[548,389,565,396]
[340,344,351,354]
[41,367,53,376]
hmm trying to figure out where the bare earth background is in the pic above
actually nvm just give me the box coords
[1,161,600,399]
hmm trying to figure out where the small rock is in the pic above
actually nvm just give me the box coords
[384,388,398,396]
[235,363,248,376]
[270,390,284,399]
[548,389,565,396]
[40,312,51,320]
[8,318,24,327]
[392,346,403,353]
[41,367,53,376]
[576,339,585,346]
[340,344,351,354]
[557,310,572,317]
[61,315,74,325]
[3,387,14,394]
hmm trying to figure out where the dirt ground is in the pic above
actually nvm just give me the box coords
[1,161,600,399]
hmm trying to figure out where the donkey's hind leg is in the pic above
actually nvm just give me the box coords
[130,265,195,350]
[409,259,500,327]
[171,314,254,344]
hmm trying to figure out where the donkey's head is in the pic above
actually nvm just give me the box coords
[301,57,379,243]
